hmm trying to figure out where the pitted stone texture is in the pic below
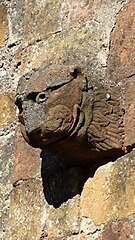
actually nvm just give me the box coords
[0,3,8,46]
[1,0,135,239]
[124,78,135,149]
[46,195,80,239]
[0,134,14,239]
[16,0,125,79]
[5,180,46,240]
[18,25,108,79]
[8,0,127,48]
[0,91,16,130]
[12,126,41,184]
[80,149,135,225]
[106,1,135,149]
[23,0,61,44]
[60,0,94,30]
[80,217,103,239]
[8,0,24,44]
[0,40,23,93]
[106,1,135,83]
[98,218,132,240]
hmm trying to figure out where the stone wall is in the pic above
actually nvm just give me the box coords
[0,0,135,239]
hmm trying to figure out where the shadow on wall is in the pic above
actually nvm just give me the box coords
[40,150,116,208]
[41,150,86,208]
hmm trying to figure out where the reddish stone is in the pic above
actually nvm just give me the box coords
[107,2,135,82]
[106,2,135,150]
[12,126,41,184]
[99,219,132,240]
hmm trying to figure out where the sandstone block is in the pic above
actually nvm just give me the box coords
[106,1,135,149]
[5,180,46,240]
[124,78,135,149]
[107,1,135,82]
[8,0,24,44]
[12,126,41,184]
[0,92,16,129]
[98,218,132,240]
[16,0,125,79]
[23,0,61,44]
[80,149,135,225]
[0,134,14,238]
[0,3,8,47]
[46,195,80,239]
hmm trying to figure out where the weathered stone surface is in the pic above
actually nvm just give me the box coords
[23,0,61,44]
[80,217,103,239]
[5,180,46,240]
[46,195,80,239]
[15,65,126,166]
[8,0,24,45]
[106,1,135,83]
[106,1,135,149]
[80,149,135,225]
[98,218,132,240]
[0,91,16,130]
[0,134,14,239]
[0,40,22,93]
[1,0,135,239]
[17,0,125,77]
[124,78,135,149]
[15,1,134,168]
[60,0,94,30]
[0,1,25,92]
[12,126,41,184]
[0,3,8,47]
[106,3,135,93]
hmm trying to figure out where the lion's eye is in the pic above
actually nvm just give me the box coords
[36,92,48,103]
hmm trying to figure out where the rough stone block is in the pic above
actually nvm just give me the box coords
[46,195,80,239]
[12,126,41,184]
[107,1,135,82]
[98,218,133,240]
[5,180,46,240]
[23,0,61,44]
[8,0,24,44]
[0,3,8,46]
[0,134,14,238]
[0,91,16,129]
[124,78,135,149]
[80,149,135,225]
[16,0,125,79]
